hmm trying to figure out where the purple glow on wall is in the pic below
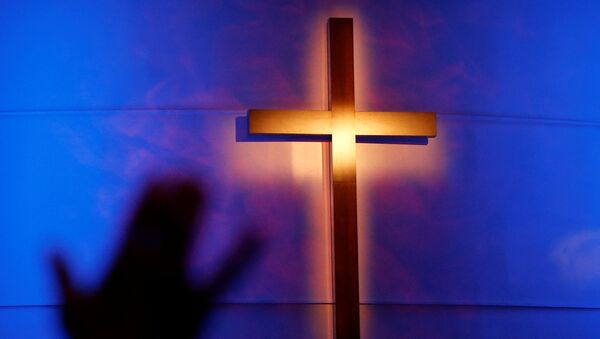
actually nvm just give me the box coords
[1,0,600,338]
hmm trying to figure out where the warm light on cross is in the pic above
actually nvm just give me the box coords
[247,18,436,339]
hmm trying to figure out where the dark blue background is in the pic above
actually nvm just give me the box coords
[1,0,600,337]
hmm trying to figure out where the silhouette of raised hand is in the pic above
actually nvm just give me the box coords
[53,180,261,339]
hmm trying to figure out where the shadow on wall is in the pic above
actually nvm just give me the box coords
[51,177,324,338]
[0,110,331,332]
[52,179,262,338]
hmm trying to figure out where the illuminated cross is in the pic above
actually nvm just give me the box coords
[247,18,436,339]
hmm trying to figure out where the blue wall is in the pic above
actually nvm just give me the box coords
[1,0,600,338]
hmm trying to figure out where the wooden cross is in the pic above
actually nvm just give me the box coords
[247,18,436,339]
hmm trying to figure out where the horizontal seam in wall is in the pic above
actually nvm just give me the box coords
[439,112,600,127]
[1,302,599,311]
[0,109,600,128]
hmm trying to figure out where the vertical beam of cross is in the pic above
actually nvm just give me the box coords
[328,17,360,339]
[246,18,436,339]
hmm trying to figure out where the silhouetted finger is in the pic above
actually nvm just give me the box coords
[52,254,77,301]
[199,229,264,302]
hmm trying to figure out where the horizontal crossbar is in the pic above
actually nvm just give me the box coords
[248,109,436,137]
